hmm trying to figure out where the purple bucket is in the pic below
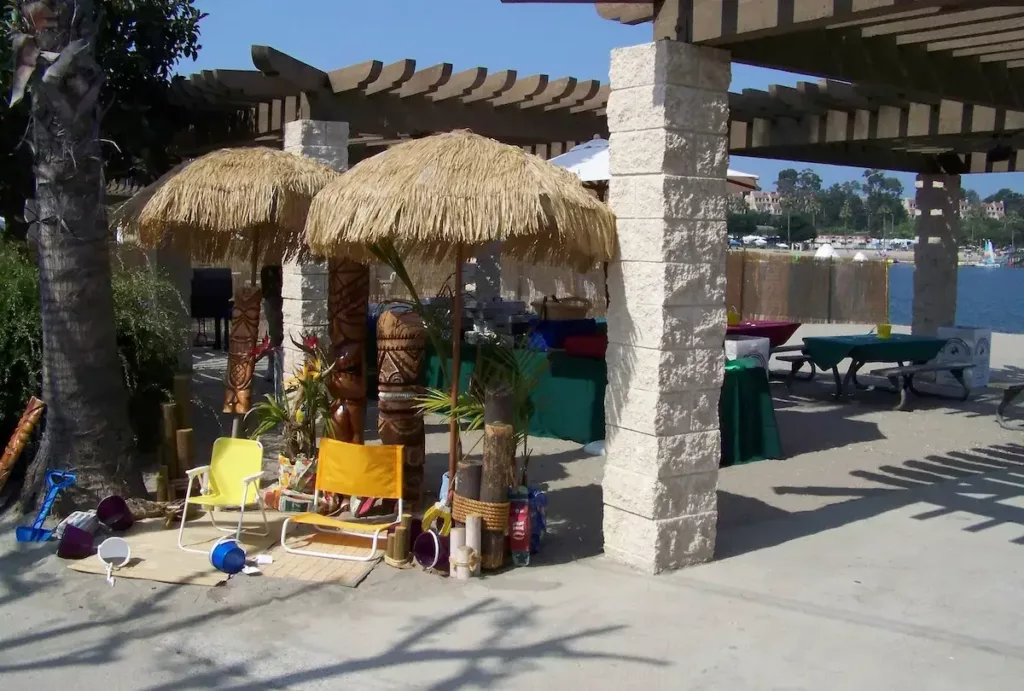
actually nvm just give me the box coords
[57,525,95,560]
[413,530,449,574]
[97,495,134,532]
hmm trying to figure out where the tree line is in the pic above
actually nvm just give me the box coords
[728,166,1024,248]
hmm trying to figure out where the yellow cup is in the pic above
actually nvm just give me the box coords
[727,308,741,326]
[877,324,892,339]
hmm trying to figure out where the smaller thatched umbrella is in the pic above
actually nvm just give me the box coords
[305,130,616,498]
[116,147,342,282]
[109,161,193,245]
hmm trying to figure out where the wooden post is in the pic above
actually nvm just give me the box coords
[172,374,191,429]
[160,402,179,479]
[385,532,397,561]
[156,466,169,502]
[454,461,482,500]
[175,428,195,475]
[394,525,409,562]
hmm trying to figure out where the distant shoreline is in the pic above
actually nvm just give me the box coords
[737,247,999,265]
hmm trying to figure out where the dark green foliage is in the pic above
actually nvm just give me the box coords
[0,243,186,448]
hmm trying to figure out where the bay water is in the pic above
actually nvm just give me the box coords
[888,264,1024,333]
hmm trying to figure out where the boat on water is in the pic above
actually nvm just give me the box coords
[973,240,1001,268]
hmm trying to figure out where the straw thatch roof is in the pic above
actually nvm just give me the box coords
[126,147,341,264]
[305,130,616,270]
[109,161,193,244]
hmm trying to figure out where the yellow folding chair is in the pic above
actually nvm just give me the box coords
[177,437,268,554]
[280,438,403,562]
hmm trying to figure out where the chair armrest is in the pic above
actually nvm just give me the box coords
[242,472,264,484]
[186,465,211,477]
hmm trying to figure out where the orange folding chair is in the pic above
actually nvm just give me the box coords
[279,438,403,562]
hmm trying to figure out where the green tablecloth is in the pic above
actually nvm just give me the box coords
[424,345,605,445]
[802,334,947,370]
[720,358,783,467]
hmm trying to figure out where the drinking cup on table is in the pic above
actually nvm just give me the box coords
[877,324,892,339]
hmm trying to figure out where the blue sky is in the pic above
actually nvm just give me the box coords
[184,0,1021,198]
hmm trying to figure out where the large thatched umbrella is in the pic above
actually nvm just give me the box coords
[305,130,616,498]
[114,147,341,281]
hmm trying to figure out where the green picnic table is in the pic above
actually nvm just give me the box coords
[801,334,948,400]
[720,357,783,467]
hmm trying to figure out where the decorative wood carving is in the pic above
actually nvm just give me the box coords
[376,309,428,504]
[223,285,263,414]
[0,397,44,495]
[326,259,369,444]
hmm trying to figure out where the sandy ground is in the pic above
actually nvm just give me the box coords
[2,324,1024,689]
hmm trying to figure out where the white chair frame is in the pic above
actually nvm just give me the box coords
[177,465,269,555]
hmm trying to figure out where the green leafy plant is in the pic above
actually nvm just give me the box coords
[0,241,188,449]
[247,333,335,460]
[417,336,549,484]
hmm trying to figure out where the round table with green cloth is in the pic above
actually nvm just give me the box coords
[720,357,784,467]
[423,344,606,445]
[424,346,783,467]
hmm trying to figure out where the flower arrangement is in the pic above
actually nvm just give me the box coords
[247,332,335,461]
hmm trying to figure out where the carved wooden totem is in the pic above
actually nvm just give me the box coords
[223,285,263,414]
[0,397,44,495]
[376,309,428,504]
[327,259,369,444]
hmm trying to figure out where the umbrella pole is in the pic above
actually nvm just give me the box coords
[447,244,463,502]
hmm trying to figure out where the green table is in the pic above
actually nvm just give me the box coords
[801,334,947,400]
[720,358,783,467]
[424,345,606,445]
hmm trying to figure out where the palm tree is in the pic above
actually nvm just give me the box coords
[10,0,144,506]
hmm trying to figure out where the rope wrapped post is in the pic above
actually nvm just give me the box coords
[480,385,514,570]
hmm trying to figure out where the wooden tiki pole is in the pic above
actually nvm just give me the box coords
[376,309,428,505]
[326,259,370,443]
[223,284,263,436]
[447,245,464,500]
[0,397,45,496]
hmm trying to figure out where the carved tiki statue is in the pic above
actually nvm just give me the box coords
[376,309,428,505]
[326,259,369,443]
[223,285,263,414]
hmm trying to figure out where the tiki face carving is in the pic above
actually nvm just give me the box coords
[376,309,427,504]
[325,259,369,444]
[223,285,262,414]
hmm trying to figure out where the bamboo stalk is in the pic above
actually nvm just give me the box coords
[447,243,463,502]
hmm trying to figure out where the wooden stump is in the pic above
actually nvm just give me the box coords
[481,530,506,571]
[172,374,191,429]
[175,428,195,475]
[481,423,514,503]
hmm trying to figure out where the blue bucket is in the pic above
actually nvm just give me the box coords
[210,538,246,575]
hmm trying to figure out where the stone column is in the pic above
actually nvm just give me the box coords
[912,173,960,336]
[281,119,349,375]
[602,40,730,574]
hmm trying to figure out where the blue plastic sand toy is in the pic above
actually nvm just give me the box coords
[16,470,77,542]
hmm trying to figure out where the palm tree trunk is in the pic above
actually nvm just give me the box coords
[15,0,144,508]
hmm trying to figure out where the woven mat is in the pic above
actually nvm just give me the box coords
[260,532,381,588]
[66,513,283,587]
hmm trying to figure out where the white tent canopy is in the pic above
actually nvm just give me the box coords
[548,138,760,193]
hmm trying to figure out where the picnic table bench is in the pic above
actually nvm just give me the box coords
[991,381,1024,429]
[771,345,816,387]
[869,361,974,411]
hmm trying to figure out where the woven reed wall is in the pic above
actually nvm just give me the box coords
[728,251,888,324]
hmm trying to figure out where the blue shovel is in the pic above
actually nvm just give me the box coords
[16,470,77,542]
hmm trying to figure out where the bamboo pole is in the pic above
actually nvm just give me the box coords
[160,402,179,479]
[172,374,191,429]
[175,428,195,475]
[447,243,463,502]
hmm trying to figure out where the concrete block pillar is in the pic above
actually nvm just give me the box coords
[912,174,959,336]
[602,40,730,574]
[281,119,349,375]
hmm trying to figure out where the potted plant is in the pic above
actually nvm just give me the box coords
[248,333,335,502]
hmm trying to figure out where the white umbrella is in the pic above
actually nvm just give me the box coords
[549,139,760,193]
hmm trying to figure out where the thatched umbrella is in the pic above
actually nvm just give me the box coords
[305,130,616,499]
[109,161,193,245]
[114,147,341,282]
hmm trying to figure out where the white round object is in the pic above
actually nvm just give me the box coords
[583,440,605,456]
[97,537,131,568]
[853,252,867,262]
[814,243,837,259]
